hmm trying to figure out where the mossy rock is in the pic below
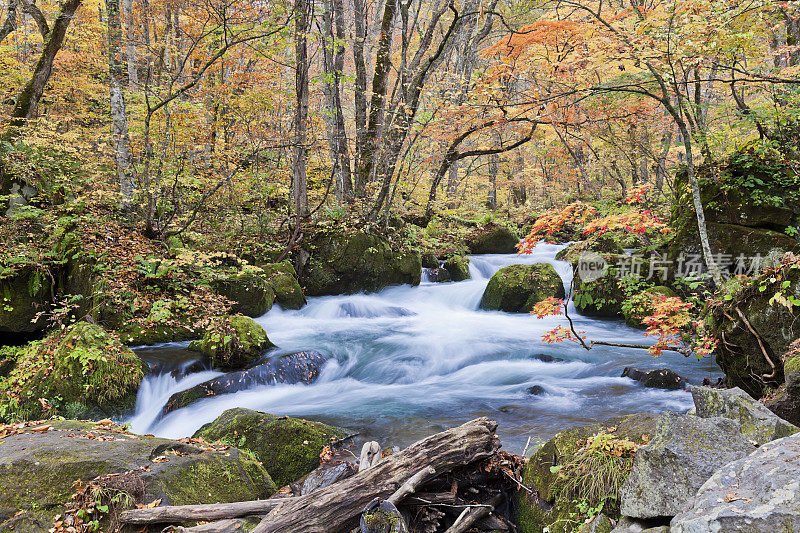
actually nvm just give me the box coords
[210,268,275,317]
[0,322,148,421]
[189,315,275,370]
[622,286,677,328]
[302,231,421,296]
[465,223,519,254]
[555,235,625,265]
[573,255,644,318]
[262,261,306,309]
[195,407,347,487]
[706,267,800,396]
[480,264,564,313]
[421,253,439,269]
[117,323,199,346]
[767,348,800,425]
[515,413,659,533]
[0,420,275,532]
[0,266,52,334]
[443,255,471,281]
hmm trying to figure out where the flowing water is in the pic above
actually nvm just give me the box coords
[128,243,720,452]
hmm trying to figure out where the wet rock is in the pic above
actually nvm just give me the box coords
[530,353,564,363]
[480,263,565,313]
[691,385,798,445]
[465,223,519,254]
[421,253,439,269]
[0,420,275,533]
[621,367,686,390]
[194,407,347,487]
[443,255,471,281]
[526,385,547,396]
[301,231,421,296]
[188,315,275,370]
[426,267,451,283]
[619,412,756,519]
[670,432,800,533]
[161,350,328,415]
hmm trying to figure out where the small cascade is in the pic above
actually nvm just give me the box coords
[129,242,717,449]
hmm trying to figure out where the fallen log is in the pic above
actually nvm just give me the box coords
[121,499,288,525]
[251,417,500,533]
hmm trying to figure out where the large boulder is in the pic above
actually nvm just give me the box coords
[465,223,519,254]
[443,255,471,281]
[766,342,800,425]
[572,255,634,318]
[670,432,800,532]
[618,412,756,519]
[705,266,800,396]
[210,267,275,317]
[0,420,276,532]
[194,408,347,487]
[188,315,275,370]
[261,261,306,309]
[0,266,52,334]
[480,264,565,313]
[515,413,659,533]
[301,231,421,296]
[555,235,625,265]
[691,386,798,445]
[0,322,148,421]
[162,350,328,415]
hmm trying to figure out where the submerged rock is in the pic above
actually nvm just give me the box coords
[465,223,519,254]
[0,420,275,532]
[691,385,798,445]
[621,367,686,390]
[301,231,421,296]
[480,263,565,313]
[194,407,347,487]
[188,315,275,370]
[619,412,756,519]
[161,350,328,415]
[670,432,800,532]
[1,322,148,421]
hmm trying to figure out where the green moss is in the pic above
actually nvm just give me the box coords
[210,268,275,317]
[443,255,471,281]
[480,264,564,312]
[195,408,347,487]
[189,315,274,370]
[261,261,306,309]
[1,323,147,421]
[0,265,52,333]
[466,223,519,254]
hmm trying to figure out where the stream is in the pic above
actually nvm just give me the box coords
[127,243,720,452]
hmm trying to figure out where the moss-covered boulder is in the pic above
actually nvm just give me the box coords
[421,253,439,269]
[465,223,519,254]
[767,342,800,425]
[705,266,800,396]
[0,322,148,421]
[210,267,275,317]
[443,255,471,281]
[162,350,329,415]
[480,264,564,313]
[301,231,421,296]
[0,419,275,532]
[0,266,52,334]
[195,408,347,487]
[188,315,275,370]
[117,324,199,346]
[555,234,625,264]
[572,255,645,318]
[262,261,306,309]
[515,413,658,533]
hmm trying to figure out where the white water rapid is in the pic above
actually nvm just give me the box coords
[128,243,719,451]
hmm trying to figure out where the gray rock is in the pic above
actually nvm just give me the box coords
[619,413,756,519]
[610,516,667,533]
[299,462,357,495]
[691,386,798,445]
[579,513,614,533]
[621,367,686,390]
[670,432,800,532]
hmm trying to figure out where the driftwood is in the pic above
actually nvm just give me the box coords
[251,417,499,533]
[121,499,287,525]
[359,441,382,472]
[121,418,504,533]
[166,518,248,532]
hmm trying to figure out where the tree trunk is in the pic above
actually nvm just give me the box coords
[292,0,309,221]
[0,0,18,44]
[250,418,500,533]
[107,0,135,204]
[123,0,137,87]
